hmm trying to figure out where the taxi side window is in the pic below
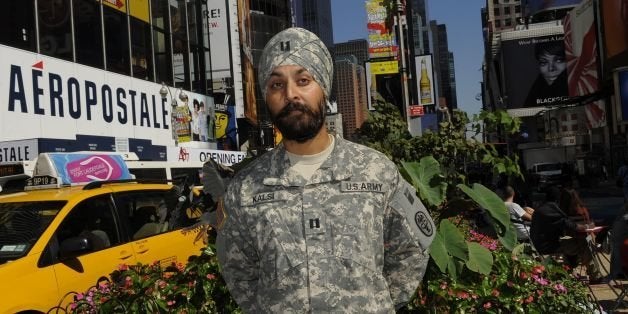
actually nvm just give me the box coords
[56,195,120,253]
[114,191,170,240]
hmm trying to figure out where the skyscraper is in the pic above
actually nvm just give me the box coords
[333,55,368,140]
[291,0,334,48]
[429,21,457,110]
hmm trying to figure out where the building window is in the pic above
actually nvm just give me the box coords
[38,0,73,61]
[130,17,153,81]
[495,20,501,27]
[493,0,499,4]
[171,0,190,90]
[504,18,512,26]
[152,0,173,85]
[104,6,130,75]
[0,1,36,51]
[504,6,511,15]
[515,5,521,13]
[74,0,104,69]
[494,7,500,16]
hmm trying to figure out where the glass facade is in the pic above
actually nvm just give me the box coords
[0,0,212,94]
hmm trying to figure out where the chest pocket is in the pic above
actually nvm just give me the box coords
[240,190,304,283]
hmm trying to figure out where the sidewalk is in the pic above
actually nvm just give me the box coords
[591,281,627,313]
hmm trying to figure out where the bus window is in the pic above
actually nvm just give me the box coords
[128,168,168,181]
[171,168,202,186]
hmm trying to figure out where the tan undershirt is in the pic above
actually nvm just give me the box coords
[286,134,335,182]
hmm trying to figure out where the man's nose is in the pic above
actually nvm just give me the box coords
[285,81,300,101]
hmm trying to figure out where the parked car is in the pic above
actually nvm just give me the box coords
[0,153,206,313]
[528,162,569,190]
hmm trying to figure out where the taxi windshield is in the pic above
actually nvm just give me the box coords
[0,201,65,264]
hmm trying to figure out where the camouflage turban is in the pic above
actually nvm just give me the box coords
[258,27,333,99]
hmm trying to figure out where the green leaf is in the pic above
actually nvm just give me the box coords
[465,242,493,275]
[401,156,447,206]
[429,232,449,273]
[439,219,468,261]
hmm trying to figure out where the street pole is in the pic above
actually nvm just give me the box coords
[395,0,411,134]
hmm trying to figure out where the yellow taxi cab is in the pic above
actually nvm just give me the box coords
[0,153,205,313]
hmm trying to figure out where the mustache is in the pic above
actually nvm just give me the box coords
[275,102,314,120]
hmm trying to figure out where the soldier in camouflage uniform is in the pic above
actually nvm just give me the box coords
[217,27,435,313]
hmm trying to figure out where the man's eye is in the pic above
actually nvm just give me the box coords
[297,78,310,85]
[270,82,284,89]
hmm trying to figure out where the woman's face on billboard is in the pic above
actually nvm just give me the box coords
[215,112,228,138]
[538,52,566,85]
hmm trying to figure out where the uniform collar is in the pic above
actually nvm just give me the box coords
[263,134,351,187]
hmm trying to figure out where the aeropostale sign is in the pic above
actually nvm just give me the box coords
[0,44,209,147]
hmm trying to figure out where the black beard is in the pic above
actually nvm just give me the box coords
[270,99,326,143]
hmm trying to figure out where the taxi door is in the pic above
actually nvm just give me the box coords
[51,195,137,307]
[113,190,204,267]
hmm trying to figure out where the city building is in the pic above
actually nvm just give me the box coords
[291,0,334,48]
[325,113,344,138]
[0,0,277,163]
[334,39,369,67]
[430,21,457,110]
[481,0,628,178]
[333,55,368,140]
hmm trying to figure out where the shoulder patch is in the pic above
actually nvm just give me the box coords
[390,180,435,249]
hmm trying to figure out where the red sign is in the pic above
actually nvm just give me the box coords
[409,105,424,117]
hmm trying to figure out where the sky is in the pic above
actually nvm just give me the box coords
[331,0,486,117]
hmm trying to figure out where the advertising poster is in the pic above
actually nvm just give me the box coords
[205,0,231,80]
[213,92,238,150]
[415,55,435,106]
[366,0,398,59]
[564,0,605,128]
[173,106,192,143]
[237,0,258,125]
[522,0,581,16]
[501,34,569,108]
[618,69,628,121]
[188,96,212,142]
[601,0,628,70]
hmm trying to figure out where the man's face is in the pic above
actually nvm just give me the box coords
[265,65,326,143]
[538,52,566,85]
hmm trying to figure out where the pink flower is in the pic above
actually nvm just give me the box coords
[554,283,567,294]
[456,291,470,299]
[507,281,514,287]
[483,302,492,309]
[167,300,176,306]
[206,273,217,280]
[519,272,528,280]
[491,289,500,297]
[525,295,534,303]
[533,276,549,286]
[532,265,545,274]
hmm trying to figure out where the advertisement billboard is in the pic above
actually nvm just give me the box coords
[601,0,628,70]
[370,60,399,75]
[522,0,581,16]
[237,0,258,125]
[415,55,435,106]
[0,44,214,149]
[366,0,398,59]
[501,34,569,108]
[564,0,605,128]
[205,0,231,80]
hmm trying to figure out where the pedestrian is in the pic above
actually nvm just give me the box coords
[216,27,435,313]
[501,186,534,241]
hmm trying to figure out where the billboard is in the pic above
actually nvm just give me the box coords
[564,0,605,128]
[205,0,231,80]
[0,44,214,149]
[415,55,435,106]
[237,0,258,125]
[501,34,569,108]
[523,0,581,16]
[366,0,398,59]
[601,0,628,70]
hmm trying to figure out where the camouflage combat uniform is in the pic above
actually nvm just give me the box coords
[217,135,435,313]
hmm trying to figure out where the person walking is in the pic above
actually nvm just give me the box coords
[216,27,435,313]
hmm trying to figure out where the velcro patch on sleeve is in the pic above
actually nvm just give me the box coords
[390,180,435,250]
